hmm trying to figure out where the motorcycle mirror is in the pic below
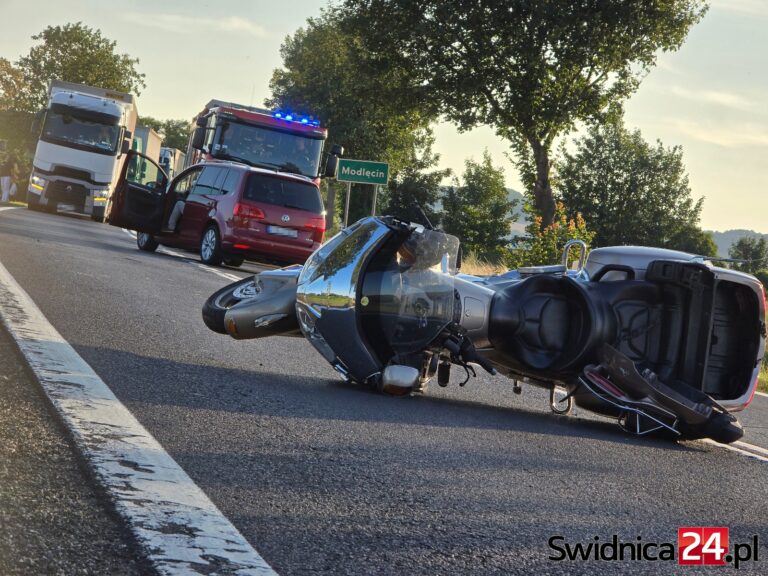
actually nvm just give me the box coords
[381,365,419,396]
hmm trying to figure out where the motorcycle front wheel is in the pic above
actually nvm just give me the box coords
[202,277,259,334]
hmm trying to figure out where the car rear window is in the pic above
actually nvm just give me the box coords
[244,174,323,214]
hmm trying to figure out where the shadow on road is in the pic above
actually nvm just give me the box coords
[74,343,697,453]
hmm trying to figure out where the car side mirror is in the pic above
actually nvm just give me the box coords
[121,140,131,154]
[330,143,344,156]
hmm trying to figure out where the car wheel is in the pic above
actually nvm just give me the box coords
[137,232,159,252]
[224,255,244,268]
[200,225,223,266]
[202,277,259,334]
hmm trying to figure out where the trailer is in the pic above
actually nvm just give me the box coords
[158,146,186,179]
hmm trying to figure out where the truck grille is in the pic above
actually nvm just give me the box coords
[47,180,88,203]
[51,166,92,182]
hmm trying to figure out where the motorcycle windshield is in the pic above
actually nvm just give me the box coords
[360,227,460,356]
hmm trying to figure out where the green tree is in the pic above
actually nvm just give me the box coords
[384,134,450,226]
[267,10,436,224]
[343,0,707,228]
[729,237,768,274]
[442,151,517,262]
[668,226,718,256]
[0,22,145,112]
[557,115,705,249]
[140,116,191,151]
[0,58,25,111]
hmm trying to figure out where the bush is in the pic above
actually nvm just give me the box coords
[505,201,594,269]
[752,269,768,291]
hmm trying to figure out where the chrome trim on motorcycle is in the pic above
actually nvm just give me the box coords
[562,239,588,272]
[296,218,395,384]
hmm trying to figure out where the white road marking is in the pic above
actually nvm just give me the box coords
[756,391,768,398]
[701,439,768,463]
[733,440,768,457]
[0,260,276,575]
[121,228,242,282]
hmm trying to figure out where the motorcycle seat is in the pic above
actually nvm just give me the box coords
[488,275,609,372]
[488,275,668,376]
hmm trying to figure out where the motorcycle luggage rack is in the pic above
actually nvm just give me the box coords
[517,240,588,277]
[579,371,681,437]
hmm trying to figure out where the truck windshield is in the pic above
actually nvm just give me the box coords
[41,105,120,156]
[218,121,323,178]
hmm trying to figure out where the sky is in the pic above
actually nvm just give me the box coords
[0,0,766,232]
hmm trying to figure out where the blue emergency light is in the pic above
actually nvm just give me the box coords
[273,110,320,127]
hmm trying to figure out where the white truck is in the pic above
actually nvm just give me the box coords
[133,125,162,164]
[158,147,186,179]
[27,80,138,221]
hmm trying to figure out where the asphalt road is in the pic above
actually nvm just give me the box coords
[1,206,766,575]
[0,306,149,575]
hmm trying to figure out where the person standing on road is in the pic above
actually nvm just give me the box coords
[0,155,19,203]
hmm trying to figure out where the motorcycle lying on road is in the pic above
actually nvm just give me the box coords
[203,216,766,444]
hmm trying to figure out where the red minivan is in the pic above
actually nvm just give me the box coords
[106,151,326,266]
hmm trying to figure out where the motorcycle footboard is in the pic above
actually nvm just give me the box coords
[598,345,713,425]
[579,367,681,437]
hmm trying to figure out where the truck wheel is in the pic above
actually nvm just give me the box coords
[26,192,42,211]
[200,226,223,266]
[137,232,159,252]
[91,206,105,222]
[224,255,244,268]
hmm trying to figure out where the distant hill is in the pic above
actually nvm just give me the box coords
[707,229,768,257]
[507,188,527,234]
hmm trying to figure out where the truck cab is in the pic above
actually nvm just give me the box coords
[27,80,137,221]
[186,100,328,181]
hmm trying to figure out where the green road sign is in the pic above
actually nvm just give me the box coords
[337,159,389,185]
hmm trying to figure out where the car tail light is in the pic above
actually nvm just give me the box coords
[305,215,326,243]
[233,203,265,227]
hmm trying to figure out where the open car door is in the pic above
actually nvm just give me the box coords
[106,151,168,234]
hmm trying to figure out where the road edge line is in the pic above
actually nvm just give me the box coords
[0,259,277,575]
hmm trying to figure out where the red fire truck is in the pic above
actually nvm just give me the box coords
[186,100,339,181]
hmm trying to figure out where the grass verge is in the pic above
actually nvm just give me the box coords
[459,252,506,276]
